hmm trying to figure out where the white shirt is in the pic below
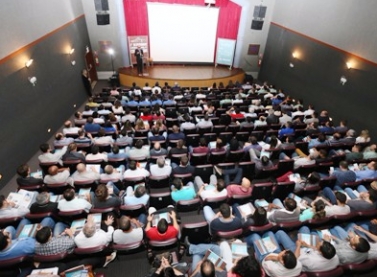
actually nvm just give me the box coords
[324,205,350,217]
[262,255,302,277]
[44,170,70,184]
[150,164,172,177]
[123,168,150,179]
[58,198,92,212]
[75,227,114,248]
[199,188,227,201]
[38,146,67,164]
[113,228,144,244]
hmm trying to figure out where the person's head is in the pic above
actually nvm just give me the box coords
[172,125,179,133]
[36,192,50,205]
[199,137,207,147]
[135,139,144,149]
[134,185,146,198]
[252,207,267,226]
[200,259,215,277]
[153,142,161,151]
[119,216,132,232]
[128,160,137,170]
[55,132,64,140]
[317,240,336,259]
[346,129,356,137]
[216,179,225,192]
[180,156,189,167]
[17,164,30,178]
[91,145,100,155]
[367,161,377,170]
[241,177,251,189]
[279,250,297,269]
[112,145,120,154]
[157,218,169,234]
[95,184,109,202]
[35,226,52,244]
[335,191,347,204]
[63,188,75,201]
[360,129,370,138]
[176,139,184,149]
[339,160,349,170]
[0,195,7,209]
[68,142,78,152]
[48,165,59,176]
[172,178,183,190]
[260,155,270,166]
[40,143,50,153]
[231,256,261,277]
[313,199,326,219]
[83,221,96,238]
[284,198,297,211]
[219,203,231,218]
[350,235,370,253]
[307,172,320,184]
[104,165,114,175]
[157,157,165,168]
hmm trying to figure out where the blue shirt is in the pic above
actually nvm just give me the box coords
[171,187,196,202]
[0,237,35,259]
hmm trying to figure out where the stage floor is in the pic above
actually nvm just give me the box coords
[118,65,245,88]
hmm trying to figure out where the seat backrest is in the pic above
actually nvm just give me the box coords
[181,221,211,244]
[34,252,67,262]
[251,182,274,201]
[148,175,170,189]
[74,244,106,255]
[194,164,213,183]
[272,181,295,201]
[215,228,243,240]
[176,198,201,213]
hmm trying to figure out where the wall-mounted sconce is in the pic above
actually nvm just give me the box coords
[346,61,353,70]
[108,48,115,74]
[69,48,76,66]
[340,76,347,85]
[25,59,33,68]
[29,76,37,86]
[292,51,299,59]
[289,63,294,68]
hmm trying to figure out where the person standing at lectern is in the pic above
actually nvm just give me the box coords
[135,46,144,76]
[82,69,92,97]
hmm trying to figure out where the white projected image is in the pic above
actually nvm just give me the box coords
[147,3,219,63]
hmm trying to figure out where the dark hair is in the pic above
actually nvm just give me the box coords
[172,178,182,190]
[134,185,146,198]
[17,164,29,178]
[354,237,370,253]
[128,160,137,170]
[307,172,320,184]
[135,139,144,149]
[282,250,297,269]
[91,145,100,154]
[232,256,261,277]
[63,188,75,201]
[261,155,270,166]
[112,145,120,154]
[157,218,168,234]
[0,195,5,209]
[35,226,52,244]
[335,191,347,204]
[320,241,336,259]
[252,207,267,226]
[313,199,326,219]
[39,143,50,153]
[284,198,297,211]
[0,232,9,251]
[119,216,131,232]
[219,203,231,218]
[216,179,225,192]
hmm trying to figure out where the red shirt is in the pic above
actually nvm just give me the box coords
[146,226,178,241]
[140,115,153,121]
[230,113,245,119]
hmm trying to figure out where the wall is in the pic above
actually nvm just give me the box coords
[259,23,377,141]
[0,1,91,188]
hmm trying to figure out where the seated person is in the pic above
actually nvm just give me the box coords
[100,165,123,182]
[363,144,377,160]
[354,161,377,180]
[123,160,150,179]
[275,226,339,272]
[319,187,351,216]
[62,142,86,162]
[38,142,67,164]
[150,256,185,277]
[127,139,150,159]
[86,145,108,162]
[342,184,377,211]
[72,163,100,183]
[276,171,320,194]
[171,178,196,202]
[353,222,377,260]
[53,132,74,148]
[246,231,302,277]
[113,215,145,245]
[190,137,209,154]
[35,225,76,255]
[195,175,227,201]
[330,161,357,186]
[265,198,300,223]
[203,203,242,235]
[74,214,115,248]
[226,177,252,198]
[145,207,179,241]
[150,157,172,177]
[150,142,168,157]
[190,257,227,277]
[30,191,58,214]
[0,194,30,218]
[329,224,370,264]
[16,164,43,187]
[90,183,121,208]
[172,156,195,175]
[58,187,92,213]
[74,129,93,145]
[233,204,268,227]
[107,145,127,160]
[123,185,150,206]
[43,165,72,185]
[248,149,275,177]
[93,128,114,146]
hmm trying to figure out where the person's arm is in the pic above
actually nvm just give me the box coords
[145,214,153,232]
[170,210,180,231]
[263,253,279,262]
[354,225,377,242]
[190,260,202,277]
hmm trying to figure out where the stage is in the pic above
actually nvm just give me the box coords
[118,65,245,88]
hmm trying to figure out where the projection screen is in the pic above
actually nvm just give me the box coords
[147,2,219,63]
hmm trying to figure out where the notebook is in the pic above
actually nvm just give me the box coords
[7,189,37,209]
[298,233,319,246]
[204,249,226,270]
[231,242,248,260]
[237,202,256,218]
[17,223,39,238]
[77,188,91,199]
[71,213,102,235]
[254,199,269,208]
[152,212,171,227]
[254,236,278,255]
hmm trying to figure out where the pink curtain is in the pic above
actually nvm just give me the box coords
[123,0,241,38]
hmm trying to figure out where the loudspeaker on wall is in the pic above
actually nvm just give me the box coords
[97,13,110,25]
[251,20,264,30]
